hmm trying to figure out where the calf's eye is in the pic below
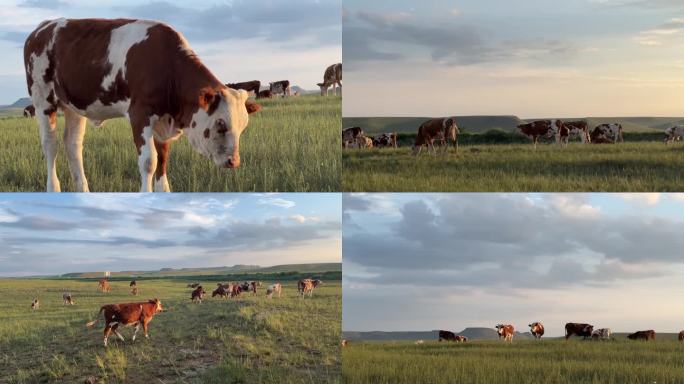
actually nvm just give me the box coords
[217,119,228,135]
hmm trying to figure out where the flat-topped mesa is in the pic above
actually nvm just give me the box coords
[23,18,261,192]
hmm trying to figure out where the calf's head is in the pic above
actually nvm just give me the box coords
[187,88,261,169]
[150,298,164,313]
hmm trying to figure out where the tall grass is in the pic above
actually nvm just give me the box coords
[0,95,341,192]
[343,340,684,384]
[343,142,684,192]
[0,277,341,383]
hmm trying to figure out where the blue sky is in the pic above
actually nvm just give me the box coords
[343,193,684,335]
[0,0,341,105]
[0,193,341,277]
[343,0,684,117]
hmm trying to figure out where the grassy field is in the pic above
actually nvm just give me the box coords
[0,95,340,192]
[342,142,684,192]
[342,339,684,384]
[0,277,341,384]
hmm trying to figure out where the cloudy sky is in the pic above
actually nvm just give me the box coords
[343,0,684,118]
[0,0,341,105]
[0,193,340,277]
[344,193,684,336]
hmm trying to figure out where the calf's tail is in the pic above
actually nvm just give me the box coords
[86,306,105,327]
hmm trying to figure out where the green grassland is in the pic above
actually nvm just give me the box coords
[0,276,341,383]
[342,340,684,384]
[0,95,340,192]
[343,142,684,192]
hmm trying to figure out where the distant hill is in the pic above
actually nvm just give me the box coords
[59,263,341,279]
[343,328,535,342]
[2,97,31,109]
[345,116,684,135]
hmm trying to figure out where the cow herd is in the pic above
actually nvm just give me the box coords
[433,321,680,344]
[343,118,684,153]
[29,277,323,347]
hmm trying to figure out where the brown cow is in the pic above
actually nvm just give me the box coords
[62,292,75,305]
[23,105,35,117]
[373,133,398,148]
[86,298,164,347]
[528,322,544,340]
[212,283,231,299]
[627,330,656,341]
[226,80,261,95]
[517,120,563,148]
[343,127,365,149]
[230,283,242,298]
[257,89,273,99]
[98,278,110,293]
[24,18,262,192]
[565,323,593,340]
[191,286,206,303]
[129,280,137,287]
[269,80,291,97]
[454,335,468,343]
[317,63,342,96]
[341,339,348,347]
[412,117,458,156]
[298,278,321,297]
[563,120,591,144]
[438,330,457,342]
[679,331,684,341]
[495,324,514,342]
[266,283,282,298]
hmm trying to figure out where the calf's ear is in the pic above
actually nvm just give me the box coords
[246,101,262,114]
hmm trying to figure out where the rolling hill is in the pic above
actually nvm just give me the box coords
[344,116,684,135]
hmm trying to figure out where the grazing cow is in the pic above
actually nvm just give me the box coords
[454,335,468,343]
[628,330,656,341]
[238,281,260,295]
[341,339,348,347]
[131,287,139,296]
[591,328,612,340]
[679,331,684,341]
[563,120,591,144]
[438,330,457,342]
[62,292,75,305]
[412,117,459,156]
[317,63,342,96]
[23,105,35,117]
[187,283,200,289]
[517,120,563,148]
[226,80,260,95]
[665,126,684,145]
[373,133,398,148]
[342,127,365,149]
[356,135,373,149]
[298,278,321,297]
[257,90,273,99]
[130,280,137,287]
[23,18,262,192]
[528,322,544,340]
[230,283,242,298]
[591,124,624,144]
[31,298,39,310]
[269,80,291,97]
[191,286,205,303]
[86,298,163,347]
[98,278,110,293]
[266,283,282,298]
[565,323,594,340]
[495,324,514,342]
[212,283,230,299]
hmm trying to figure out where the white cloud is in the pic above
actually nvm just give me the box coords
[258,196,296,209]
[617,193,662,205]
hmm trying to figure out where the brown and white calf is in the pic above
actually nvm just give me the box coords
[495,324,514,342]
[679,331,684,341]
[98,278,110,293]
[591,124,623,144]
[86,298,164,347]
[563,120,591,144]
[342,127,365,149]
[23,105,35,117]
[191,286,206,303]
[226,80,261,96]
[412,117,458,155]
[317,63,342,96]
[591,328,611,340]
[266,283,282,298]
[665,126,684,144]
[212,283,231,299]
[269,80,291,97]
[298,279,321,297]
[23,18,261,192]
[31,298,40,310]
[373,133,398,148]
[528,322,544,340]
[62,292,75,305]
[230,283,242,298]
[517,120,563,148]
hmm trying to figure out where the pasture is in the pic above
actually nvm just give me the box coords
[342,142,684,192]
[0,277,341,383]
[342,339,684,384]
[0,95,341,192]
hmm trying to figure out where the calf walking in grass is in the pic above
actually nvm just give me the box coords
[86,299,164,347]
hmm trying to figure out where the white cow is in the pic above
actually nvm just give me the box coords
[591,328,612,340]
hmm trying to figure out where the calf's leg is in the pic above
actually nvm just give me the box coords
[38,110,60,192]
[63,107,89,192]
